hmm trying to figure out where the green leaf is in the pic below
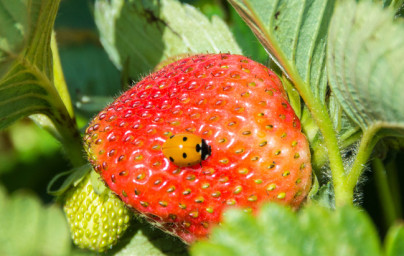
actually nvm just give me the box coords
[327,0,404,136]
[309,182,335,209]
[58,44,121,105]
[191,204,382,256]
[228,0,334,102]
[0,186,71,256]
[383,0,393,7]
[0,0,39,79]
[391,0,404,13]
[0,0,87,166]
[105,220,189,256]
[0,0,63,129]
[328,93,361,146]
[94,0,241,77]
[229,6,267,63]
[75,95,114,114]
[57,43,120,119]
[307,173,319,199]
[281,75,301,118]
[385,223,404,256]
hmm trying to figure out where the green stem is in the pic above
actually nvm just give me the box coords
[24,39,85,167]
[345,125,380,197]
[385,159,403,218]
[29,113,85,167]
[49,31,86,167]
[53,115,86,167]
[298,84,348,206]
[372,158,397,227]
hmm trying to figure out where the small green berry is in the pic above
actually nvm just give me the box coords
[64,170,130,252]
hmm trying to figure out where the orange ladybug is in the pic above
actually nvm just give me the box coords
[162,134,211,167]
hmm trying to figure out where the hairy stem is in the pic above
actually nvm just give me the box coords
[345,125,380,199]
[53,117,86,167]
[296,82,348,206]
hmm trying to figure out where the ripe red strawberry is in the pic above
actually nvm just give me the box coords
[83,53,312,244]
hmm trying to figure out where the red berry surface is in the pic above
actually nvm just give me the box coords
[84,53,312,244]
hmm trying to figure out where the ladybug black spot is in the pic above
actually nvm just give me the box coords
[201,139,212,160]
[196,144,201,152]
[169,157,175,162]
[183,136,188,142]
[183,153,187,159]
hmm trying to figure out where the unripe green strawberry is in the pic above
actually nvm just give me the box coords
[64,170,130,252]
[84,53,312,243]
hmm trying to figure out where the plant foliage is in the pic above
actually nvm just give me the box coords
[0,0,403,255]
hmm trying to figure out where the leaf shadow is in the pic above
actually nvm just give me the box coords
[113,0,168,81]
[105,217,189,256]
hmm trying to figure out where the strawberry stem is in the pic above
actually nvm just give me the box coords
[276,63,348,205]
[53,115,86,167]
[297,82,348,206]
[345,125,381,202]
[49,32,87,167]
[28,31,86,167]
[50,35,86,167]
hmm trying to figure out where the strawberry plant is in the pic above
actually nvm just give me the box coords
[0,0,404,255]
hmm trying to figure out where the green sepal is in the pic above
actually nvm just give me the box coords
[47,164,91,196]
[385,223,404,256]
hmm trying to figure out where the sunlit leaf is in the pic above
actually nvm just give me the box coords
[327,0,404,136]
[94,0,241,78]
[228,0,334,102]
[0,0,86,166]
[385,223,404,256]
[191,204,381,256]
[0,187,71,256]
[0,0,40,79]
[0,0,64,130]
